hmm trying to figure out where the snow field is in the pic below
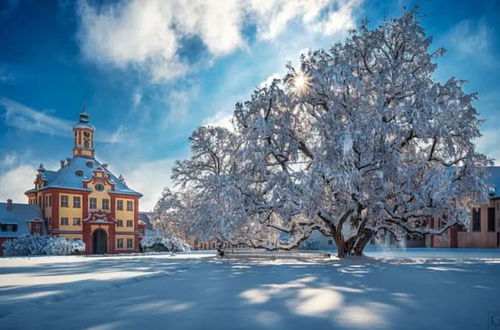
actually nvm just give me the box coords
[1,249,499,330]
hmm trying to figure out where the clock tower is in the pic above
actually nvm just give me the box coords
[73,111,95,158]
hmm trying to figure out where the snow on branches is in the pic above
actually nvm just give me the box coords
[156,8,491,257]
[2,235,86,256]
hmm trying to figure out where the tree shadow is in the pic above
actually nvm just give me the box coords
[0,254,499,329]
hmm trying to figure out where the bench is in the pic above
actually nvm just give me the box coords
[220,249,331,259]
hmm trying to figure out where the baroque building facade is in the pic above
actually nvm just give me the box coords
[25,112,143,254]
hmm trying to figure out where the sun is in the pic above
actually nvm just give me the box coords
[292,70,311,94]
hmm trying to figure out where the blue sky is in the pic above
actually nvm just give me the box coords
[1,0,499,210]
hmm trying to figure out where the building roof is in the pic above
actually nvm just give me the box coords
[139,212,154,230]
[25,156,142,197]
[0,202,44,238]
[487,166,500,199]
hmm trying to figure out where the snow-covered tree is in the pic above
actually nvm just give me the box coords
[158,9,491,257]
[140,230,190,252]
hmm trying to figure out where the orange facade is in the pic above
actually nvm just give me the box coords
[25,111,143,254]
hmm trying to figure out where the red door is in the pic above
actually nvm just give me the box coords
[450,226,458,248]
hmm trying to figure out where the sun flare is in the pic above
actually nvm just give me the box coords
[292,70,311,93]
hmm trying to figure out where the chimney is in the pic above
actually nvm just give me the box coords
[102,163,108,168]
[6,199,13,212]
[60,160,65,168]
[66,158,72,166]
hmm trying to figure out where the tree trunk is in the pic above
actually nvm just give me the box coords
[335,230,373,258]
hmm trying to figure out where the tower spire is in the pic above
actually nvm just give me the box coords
[73,108,95,158]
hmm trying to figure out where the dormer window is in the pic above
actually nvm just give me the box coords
[86,161,93,168]
[95,183,105,191]
[75,170,84,177]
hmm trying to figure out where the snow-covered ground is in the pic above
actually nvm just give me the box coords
[1,249,500,330]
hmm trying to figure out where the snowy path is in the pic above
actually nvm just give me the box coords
[1,250,500,330]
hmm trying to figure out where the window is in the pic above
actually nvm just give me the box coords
[48,195,52,207]
[488,208,496,232]
[126,239,133,249]
[61,217,69,226]
[472,208,481,232]
[117,239,123,248]
[32,223,42,235]
[61,195,69,207]
[75,170,83,177]
[1,224,17,232]
[95,184,105,191]
[73,196,81,208]
[126,201,133,211]
[117,219,123,227]
[328,240,333,245]
[126,220,133,227]
[90,198,97,209]
[86,161,94,168]
[73,218,81,226]
[117,200,123,210]
[102,199,109,210]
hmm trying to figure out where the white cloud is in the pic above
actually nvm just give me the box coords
[258,73,283,88]
[78,0,187,81]
[0,164,37,204]
[1,152,18,168]
[76,0,361,82]
[132,90,142,108]
[0,97,73,137]
[108,158,177,211]
[202,110,234,131]
[475,129,500,165]
[0,97,127,144]
[447,19,496,66]
[101,125,127,144]
[167,86,198,121]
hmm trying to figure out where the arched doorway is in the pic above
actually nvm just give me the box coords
[93,229,107,254]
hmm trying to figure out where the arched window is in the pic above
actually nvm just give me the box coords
[75,170,84,177]
[95,183,105,191]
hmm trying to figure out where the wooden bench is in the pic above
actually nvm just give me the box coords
[220,249,331,259]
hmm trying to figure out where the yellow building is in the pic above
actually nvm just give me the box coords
[25,111,144,254]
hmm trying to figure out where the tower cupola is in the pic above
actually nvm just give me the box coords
[73,110,96,158]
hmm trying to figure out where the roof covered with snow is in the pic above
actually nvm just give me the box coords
[0,202,43,238]
[139,212,154,230]
[25,156,142,197]
[487,166,500,199]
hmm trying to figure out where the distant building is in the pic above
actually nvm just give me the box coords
[429,166,500,248]
[23,111,144,254]
[0,200,45,255]
[138,212,154,231]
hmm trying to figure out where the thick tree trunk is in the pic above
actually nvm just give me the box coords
[335,230,373,258]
